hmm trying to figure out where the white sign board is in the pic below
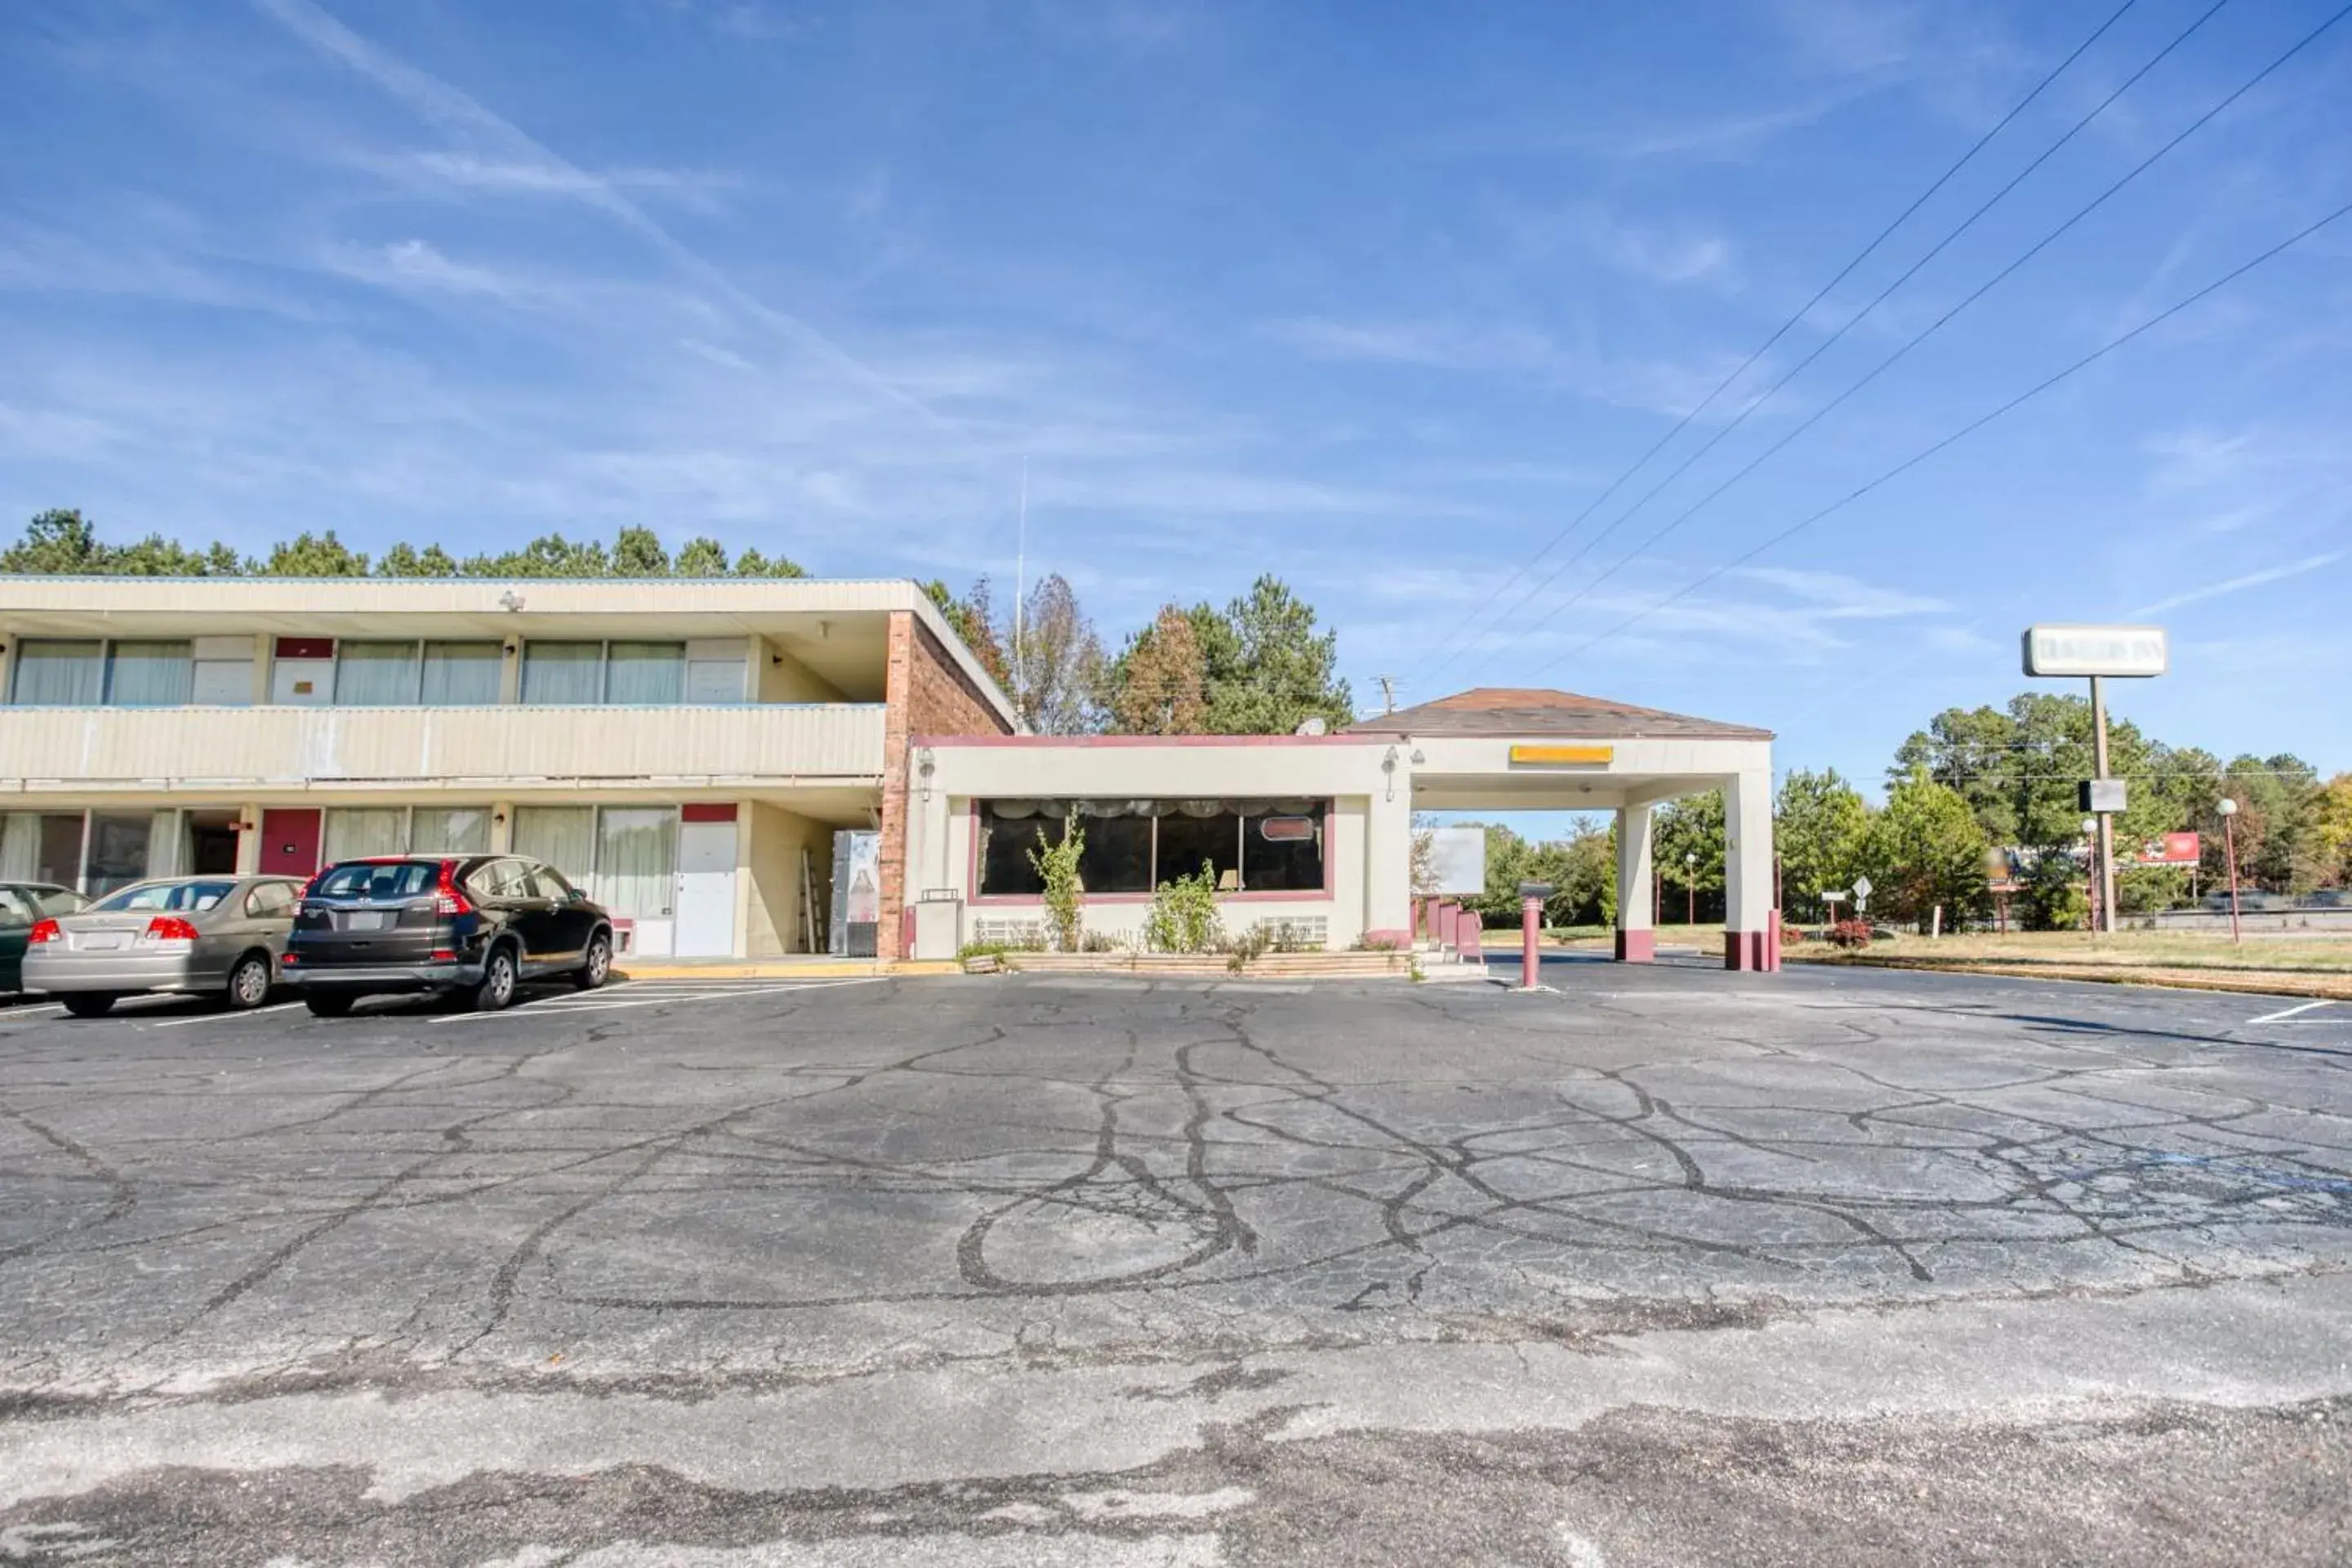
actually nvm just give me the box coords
[2022,624,2168,679]
[1423,826,1488,897]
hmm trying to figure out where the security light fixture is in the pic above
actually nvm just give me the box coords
[499,590,526,612]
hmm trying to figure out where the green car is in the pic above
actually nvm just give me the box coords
[0,882,90,994]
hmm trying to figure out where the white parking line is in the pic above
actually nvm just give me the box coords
[2245,1000,2337,1025]
[153,1001,304,1028]
[430,976,886,1024]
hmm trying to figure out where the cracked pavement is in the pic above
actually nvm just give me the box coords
[1,961,2348,1563]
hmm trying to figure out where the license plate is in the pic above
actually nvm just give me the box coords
[345,911,393,932]
[79,932,127,951]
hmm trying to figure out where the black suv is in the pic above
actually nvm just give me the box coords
[287,854,614,1016]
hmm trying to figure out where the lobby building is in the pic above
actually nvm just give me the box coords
[0,576,1013,960]
[905,688,1780,969]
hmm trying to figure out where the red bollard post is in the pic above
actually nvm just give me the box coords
[1521,893,1541,987]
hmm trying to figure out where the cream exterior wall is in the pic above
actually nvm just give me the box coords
[0,704,887,797]
[756,637,849,704]
[741,800,833,958]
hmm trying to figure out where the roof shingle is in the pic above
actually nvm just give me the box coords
[1345,687,1771,741]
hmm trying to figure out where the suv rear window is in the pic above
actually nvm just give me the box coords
[312,861,443,902]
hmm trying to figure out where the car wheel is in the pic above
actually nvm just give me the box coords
[466,947,519,1012]
[572,931,612,991]
[225,953,274,1011]
[60,993,117,1018]
[303,992,357,1018]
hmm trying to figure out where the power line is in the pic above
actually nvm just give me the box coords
[1511,0,2351,669]
[1533,193,2352,674]
[1405,0,2146,688]
[1438,0,2240,684]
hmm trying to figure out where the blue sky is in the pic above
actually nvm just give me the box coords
[3,0,2347,800]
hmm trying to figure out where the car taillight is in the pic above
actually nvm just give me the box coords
[435,859,474,917]
[145,916,200,942]
[27,918,60,945]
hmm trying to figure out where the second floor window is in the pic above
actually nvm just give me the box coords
[7,639,199,706]
[521,640,686,704]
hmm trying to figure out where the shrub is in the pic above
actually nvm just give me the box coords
[1143,860,1223,954]
[1780,922,1807,948]
[1027,819,1086,952]
[1824,919,1875,949]
[1356,933,1403,952]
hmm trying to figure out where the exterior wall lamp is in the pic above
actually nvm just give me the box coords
[1381,746,1400,802]
[916,745,936,802]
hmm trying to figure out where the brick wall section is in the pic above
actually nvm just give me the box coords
[877,610,1013,958]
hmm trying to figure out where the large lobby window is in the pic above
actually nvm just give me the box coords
[974,800,1326,897]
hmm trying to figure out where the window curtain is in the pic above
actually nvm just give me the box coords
[604,644,685,705]
[335,642,421,706]
[521,643,603,705]
[0,815,36,882]
[595,808,676,917]
[145,810,184,878]
[421,642,502,706]
[323,808,408,863]
[10,640,104,705]
[106,642,194,706]
[514,806,596,883]
[410,807,492,855]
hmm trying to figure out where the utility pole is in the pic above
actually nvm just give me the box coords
[2090,674,2117,936]
[1376,675,1399,715]
[1013,456,1028,715]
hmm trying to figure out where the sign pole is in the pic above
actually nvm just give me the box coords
[2090,674,2117,936]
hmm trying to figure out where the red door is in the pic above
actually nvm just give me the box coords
[258,808,323,876]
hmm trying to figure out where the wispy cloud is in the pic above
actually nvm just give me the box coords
[1261,316,1780,417]
[2129,552,2346,617]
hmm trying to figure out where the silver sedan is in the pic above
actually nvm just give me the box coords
[23,875,308,1018]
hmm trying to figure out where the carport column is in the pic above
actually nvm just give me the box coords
[1366,779,1414,944]
[1723,768,1777,972]
[1615,804,1655,963]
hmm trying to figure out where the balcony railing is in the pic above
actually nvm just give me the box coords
[0,704,888,791]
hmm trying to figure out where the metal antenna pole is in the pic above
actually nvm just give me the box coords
[1013,456,1027,711]
[1377,675,1398,714]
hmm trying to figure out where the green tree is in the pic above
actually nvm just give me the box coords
[376,542,460,577]
[256,531,369,577]
[731,546,807,578]
[675,537,729,577]
[1653,792,1726,921]
[1860,768,1989,931]
[1538,823,1616,928]
[0,508,243,576]
[1775,768,1870,920]
[1187,575,1353,736]
[610,526,671,577]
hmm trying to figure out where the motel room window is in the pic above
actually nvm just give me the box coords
[520,643,604,706]
[604,643,686,705]
[595,807,678,918]
[973,800,1326,897]
[7,640,105,705]
[421,642,502,705]
[104,641,194,706]
[410,807,493,855]
[323,808,408,863]
[333,642,422,706]
[514,806,597,884]
[83,813,155,897]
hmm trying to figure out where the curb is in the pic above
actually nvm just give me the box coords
[1788,954,2352,1002]
[614,960,958,982]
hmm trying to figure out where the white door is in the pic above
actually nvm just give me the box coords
[674,818,738,957]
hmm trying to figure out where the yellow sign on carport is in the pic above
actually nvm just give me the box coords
[1508,745,1615,766]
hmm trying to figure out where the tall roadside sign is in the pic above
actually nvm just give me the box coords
[2022,624,2169,936]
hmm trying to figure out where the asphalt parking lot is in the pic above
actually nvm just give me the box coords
[2,960,2348,1565]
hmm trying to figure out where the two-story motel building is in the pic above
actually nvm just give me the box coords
[0,577,1778,969]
